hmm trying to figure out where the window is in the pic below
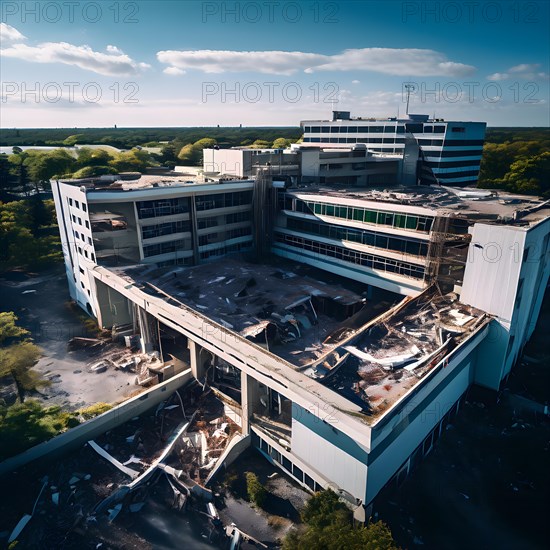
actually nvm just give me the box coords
[91,253,95,262]
[88,237,92,245]
[75,200,79,209]
[82,203,87,212]
[78,218,82,225]
[79,267,84,274]
[81,233,85,241]
[85,220,90,229]
[78,247,82,255]
[68,198,73,206]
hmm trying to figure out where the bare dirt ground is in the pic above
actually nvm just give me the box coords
[0,267,138,409]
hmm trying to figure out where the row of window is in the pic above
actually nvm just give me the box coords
[285,218,428,257]
[425,159,483,169]
[418,139,484,147]
[199,240,251,260]
[275,233,426,280]
[143,238,191,258]
[198,226,252,246]
[305,125,405,134]
[195,191,252,211]
[304,124,449,134]
[424,149,482,158]
[280,195,434,233]
[74,230,93,246]
[77,246,95,262]
[137,198,190,219]
[68,197,87,212]
[252,431,322,493]
[197,210,252,230]
[303,137,406,144]
[433,169,481,179]
[72,213,89,229]
[141,220,191,240]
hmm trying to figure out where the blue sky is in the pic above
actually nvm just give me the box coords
[1,0,549,127]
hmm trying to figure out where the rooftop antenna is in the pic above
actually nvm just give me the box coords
[404,83,415,116]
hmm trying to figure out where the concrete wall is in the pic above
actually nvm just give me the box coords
[292,403,368,502]
[0,369,193,477]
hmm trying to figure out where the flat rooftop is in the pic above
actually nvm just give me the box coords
[288,185,550,227]
[111,256,397,367]
[60,173,253,192]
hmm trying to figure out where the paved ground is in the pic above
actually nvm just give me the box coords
[0,267,137,410]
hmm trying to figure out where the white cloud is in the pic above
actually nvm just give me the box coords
[163,66,185,76]
[487,72,509,81]
[509,63,540,73]
[157,47,475,77]
[157,50,325,76]
[309,48,476,77]
[0,23,26,44]
[1,40,150,77]
[352,80,360,84]
[488,63,548,81]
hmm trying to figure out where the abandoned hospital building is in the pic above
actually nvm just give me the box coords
[52,113,550,511]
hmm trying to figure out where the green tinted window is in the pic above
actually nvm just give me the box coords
[406,216,418,229]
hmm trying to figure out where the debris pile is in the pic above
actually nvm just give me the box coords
[319,287,487,416]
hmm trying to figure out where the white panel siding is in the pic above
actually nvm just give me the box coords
[292,419,367,502]
[461,224,525,322]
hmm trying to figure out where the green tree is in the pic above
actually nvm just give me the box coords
[0,400,79,461]
[63,134,85,146]
[272,137,292,149]
[250,139,272,149]
[177,143,199,164]
[75,147,113,168]
[109,149,155,172]
[23,149,75,190]
[504,151,550,197]
[0,341,49,402]
[177,138,218,166]
[245,472,267,507]
[0,312,29,343]
[284,490,399,550]
[0,154,18,196]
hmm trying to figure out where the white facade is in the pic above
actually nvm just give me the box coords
[461,218,550,389]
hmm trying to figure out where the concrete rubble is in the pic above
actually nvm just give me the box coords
[2,383,252,548]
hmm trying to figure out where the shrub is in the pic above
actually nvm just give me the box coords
[246,471,267,507]
[78,402,112,420]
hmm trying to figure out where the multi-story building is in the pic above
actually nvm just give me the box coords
[203,144,408,187]
[301,111,487,187]
[52,150,549,514]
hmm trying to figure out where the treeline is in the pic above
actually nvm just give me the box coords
[478,128,550,197]
[0,127,302,150]
[0,199,62,272]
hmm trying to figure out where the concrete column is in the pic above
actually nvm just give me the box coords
[240,371,250,435]
[188,339,209,381]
